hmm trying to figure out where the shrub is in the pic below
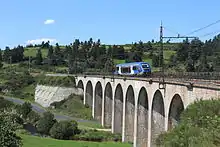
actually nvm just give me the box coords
[50,99,66,108]
[17,102,32,119]
[49,120,78,140]
[1,72,35,92]
[157,99,220,147]
[50,94,92,120]
[36,111,57,135]
[26,110,41,124]
[72,129,122,142]
[0,112,22,147]
[0,97,15,110]
[16,129,31,135]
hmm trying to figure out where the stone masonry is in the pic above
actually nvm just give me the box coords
[35,84,83,107]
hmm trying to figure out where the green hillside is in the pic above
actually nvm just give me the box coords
[24,47,48,58]
[22,45,176,67]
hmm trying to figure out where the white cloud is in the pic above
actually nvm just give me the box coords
[44,19,55,25]
[26,38,57,45]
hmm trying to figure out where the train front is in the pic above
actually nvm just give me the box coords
[141,63,151,75]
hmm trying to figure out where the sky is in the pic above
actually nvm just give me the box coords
[0,0,220,49]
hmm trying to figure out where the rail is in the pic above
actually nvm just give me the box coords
[45,72,220,88]
[82,72,220,80]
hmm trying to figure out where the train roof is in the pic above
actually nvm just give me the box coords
[116,62,150,67]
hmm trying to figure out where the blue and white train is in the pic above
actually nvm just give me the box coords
[114,62,151,76]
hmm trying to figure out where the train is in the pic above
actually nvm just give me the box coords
[114,62,151,76]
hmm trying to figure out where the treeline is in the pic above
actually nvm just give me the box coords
[157,99,220,147]
[168,37,220,72]
[2,38,156,73]
[0,34,220,73]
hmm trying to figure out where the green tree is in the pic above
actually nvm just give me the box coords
[35,49,43,65]
[196,53,211,72]
[49,120,77,140]
[186,51,195,72]
[47,45,53,59]
[36,111,57,135]
[3,46,11,63]
[0,112,22,147]
[26,110,41,124]
[54,43,61,57]
[157,99,220,147]
[176,39,190,62]
[17,102,32,119]
[152,54,160,67]
[0,97,14,110]
[144,41,153,51]
[0,49,2,61]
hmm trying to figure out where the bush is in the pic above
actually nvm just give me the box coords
[50,99,66,108]
[36,111,57,135]
[49,120,78,140]
[1,72,35,92]
[0,97,15,110]
[72,129,122,142]
[0,112,22,147]
[50,94,92,120]
[157,99,220,147]
[17,102,32,119]
[16,129,31,135]
[26,110,41,124]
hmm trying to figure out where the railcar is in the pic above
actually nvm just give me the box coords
[114,62,151,76]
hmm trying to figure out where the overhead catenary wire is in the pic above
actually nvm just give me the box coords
[163,26,182,36]
[163,19,220,42]
[199,30,220,38]
[186,19,220,36]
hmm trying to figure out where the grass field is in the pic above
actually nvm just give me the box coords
[21,134,131,147]
[47,94,104,129]
[24,47,48,58]
[23,46,66,58]
[50,95,93,120]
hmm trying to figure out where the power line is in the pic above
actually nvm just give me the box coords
[186,19,220,36]
[163,19,220,42]
[163,26,181,36]
[199,30,220,38]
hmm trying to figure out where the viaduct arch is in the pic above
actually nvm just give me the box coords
[75,76,220,147]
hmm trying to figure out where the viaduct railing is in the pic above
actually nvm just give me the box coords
[81,72,220,80]
[46,72,220,87]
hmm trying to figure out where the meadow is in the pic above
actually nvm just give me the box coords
[21,134,131,147]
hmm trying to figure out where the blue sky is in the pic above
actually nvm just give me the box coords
[0,0,220,48]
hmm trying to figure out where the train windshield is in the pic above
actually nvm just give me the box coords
[142,64,149,69]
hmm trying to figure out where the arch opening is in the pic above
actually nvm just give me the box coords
[85,81,93,108]
[77,80,84,96]
[168,94,184,130]
[94,81,102,123]
[137,87,148,147]
[104,82,113,128]
[151,90,165,145]
[114,84,123,134]
[125,85,135,142]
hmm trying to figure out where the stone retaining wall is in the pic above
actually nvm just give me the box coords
[35,85,83,107]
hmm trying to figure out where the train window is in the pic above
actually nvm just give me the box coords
[132,66,137,70]
[117,67,119,71]
[121,67,131,73]
[142,64,149,69]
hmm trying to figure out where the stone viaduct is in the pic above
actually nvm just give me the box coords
[75,75,220,147]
